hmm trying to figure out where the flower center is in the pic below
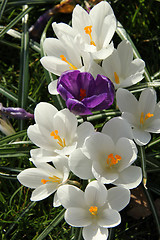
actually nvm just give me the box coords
[60,55,77,70]
[114,72,120,84]
[80,88,86,100]
[84,26,96,46]
[41,176,61,184]
[140,112,154,125]
[89,206,98,216]
[106,153,121,167]
[51,130,66,148]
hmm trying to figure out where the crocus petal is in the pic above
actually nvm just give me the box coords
[77,121,95,148]
[57,185,84,209]
[113,166,142,189]
[116,88,138,115]
[84,181,108,207]
[107,186,130,211]
[43,38,66,57]
[132,127,151,146]
[17,168,49,188]
[69,148,94,179]
[48,80,59,95]
[117,40,133,73]
[52,22,76,40]
[145,119,160,133]
[138,88,156,114]
[53,191,61,207]
[102,117,133,143]
[83,224,109,240]
[31,184,56,201]
[34,102,58,128]
[98,208,121,227]
[118,72,144,88]
[127,58,145,76]
[66,98,92,115]
[65,207,92,227]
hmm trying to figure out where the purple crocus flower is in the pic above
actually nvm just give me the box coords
[57,70,115,115]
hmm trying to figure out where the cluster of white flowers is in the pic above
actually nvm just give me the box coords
[17,2,160,240]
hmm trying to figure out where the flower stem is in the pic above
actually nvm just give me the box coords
[139,146,147,187]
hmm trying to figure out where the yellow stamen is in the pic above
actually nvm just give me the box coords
[41,176,61,184]
[60,55,77,70]
[51,130,66,148]
[114,72,120,84]
[84,26,96,46]
[107,153,121,167]
[89,206,98,216]
[80,88,86,100]
[140,112,154,125]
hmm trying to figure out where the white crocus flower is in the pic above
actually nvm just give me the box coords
[102,40,145,89]
[17,156,69,207]
[69,117,142,189]
[71,1,116,60]
[116,88,160,145]
[57,180,130,240]
[28,102,95,161]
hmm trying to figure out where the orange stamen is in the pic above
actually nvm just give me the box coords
[114,72,120,84]
[41,176,61,184]
[51,130,66,148]
[60,55,77,70]
[89,206,98,216]
[80,88,86,100]
[140,112,154,125]
[107,153,121,167]
[84,26,96,46]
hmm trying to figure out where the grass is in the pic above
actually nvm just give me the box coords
[0,0,160,239]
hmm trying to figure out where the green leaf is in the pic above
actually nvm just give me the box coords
[0,6,33,37]
[0,0,8,20]
[36,208,65,240]
[0,130,27,145]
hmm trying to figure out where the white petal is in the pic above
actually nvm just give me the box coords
[31,184,56,201]
[127,58,145,76]
[101,15,116,48]
[138,88,156,114]
[69,148,94,179]
[83,224,108,240]
[115,138,137,171]
[118,72,144,88]
[43,38,66,57]
[113,166,142,189]
[107,186,130,211]
[116,88,138,114]
[91,44,114,60]
[53,191,61,207]
[48,80,59,95]
[52,155,69,172]
[117,40,133,74]
[145,119,160,133]
[102,117,133,143]
[40,56,69,76]
[98,208,121,227]
[17,168,47,188]
[52,22,76,40]
[34,102,58,127]
[65,207,91,227]
[132,127,151,146]
[84,181,108,207]
[77,121,95,148]
[57,185,85,209]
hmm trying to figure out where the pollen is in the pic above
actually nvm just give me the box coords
[89,206,98,216]
[80,88,86,100]
[84,25,96,46]
[107,153,121,167]
[60,55,77,70]
[41,176,61,184]
[51,130,66,148]
[140,112,154,125]
[114,72,120,84]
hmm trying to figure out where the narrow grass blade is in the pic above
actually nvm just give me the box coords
[116,21,152,83]
[0,84,18,103]
[0,0,8,20]
[3,0,55,6]
[0,6,33,38]
[0,129,27,144]
[18,5,29,130]
[36,208,65,240]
